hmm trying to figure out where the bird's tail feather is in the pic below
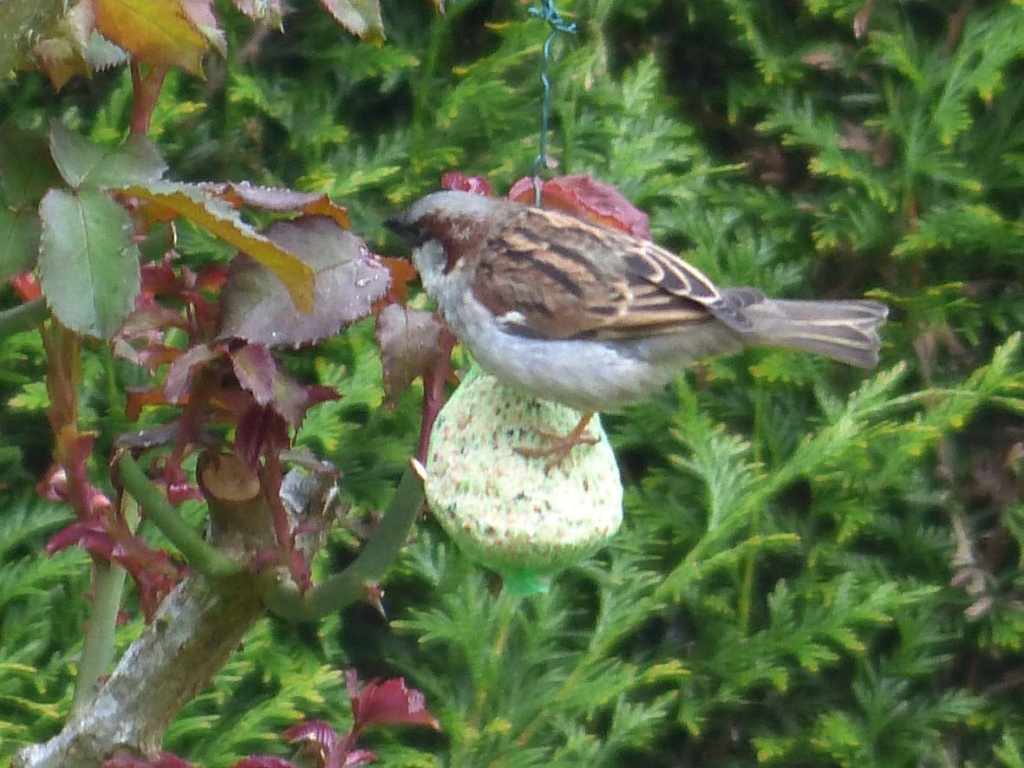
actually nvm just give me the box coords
[739,298,888,368]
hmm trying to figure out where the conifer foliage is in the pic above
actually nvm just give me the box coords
[1,1,1023,767]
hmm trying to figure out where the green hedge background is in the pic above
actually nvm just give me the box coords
[2,1,1024,766]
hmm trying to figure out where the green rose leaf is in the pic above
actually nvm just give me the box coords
[38,188,141,339]
[0,208,41,281]
[49,121,167,189]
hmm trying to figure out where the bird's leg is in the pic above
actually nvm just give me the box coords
[515,411,600,466]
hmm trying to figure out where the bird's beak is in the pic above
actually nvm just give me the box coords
[384,213,411,239]
[384,213,426,250]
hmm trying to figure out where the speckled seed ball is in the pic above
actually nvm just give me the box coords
[425,368,623,594]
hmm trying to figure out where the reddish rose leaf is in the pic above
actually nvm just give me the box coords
[302,196,354,230]
[126,181,316,314]
[45,518,110,555]
[284,720,337,767]
[195,263,229,294]
[47,514,184,620]
[231,758,298,768]
[272,369,341,429]
[228,0,284,27]
[140,255,183,296]
[230,343,277,405]
[165,480,204,505]
[283,720,379,768]
[347,670,441,732]
[119,302,189,336]
[149,457,205,505]
[35,464,69,504]
[284,720,339,753]
[220,216,389,347]
[116,338,184,371]
[440,171,493,196]
[234,404,286,468]
[343,750,377,767]
[375,304,446,409]
[46,431,113,520]
[202,182,352,229]
[225,353,341,435]
[164,343,224,402]
[179,0,227,55]
[507,174,651,239]
[417,324,456,463]
[209,388,258,420]
[115,287,189,369]
[378,257,418,303]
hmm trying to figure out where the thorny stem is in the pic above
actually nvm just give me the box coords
[263,462,424,621]
[70,495,136,718]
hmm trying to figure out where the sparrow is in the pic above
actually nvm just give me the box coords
[388,190,888,458]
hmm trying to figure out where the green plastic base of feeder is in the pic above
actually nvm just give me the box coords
[499,569,552,597]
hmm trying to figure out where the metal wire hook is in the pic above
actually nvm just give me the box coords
[529,0,577,206]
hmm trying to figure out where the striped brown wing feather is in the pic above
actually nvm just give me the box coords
[470,211,631,339]
[472,205,742,341]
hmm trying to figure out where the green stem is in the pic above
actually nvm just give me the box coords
[71,494,141,715]
[263,464,424,621]
[117,453,241,578]
[0,299,49,338]
[70,554,129,717]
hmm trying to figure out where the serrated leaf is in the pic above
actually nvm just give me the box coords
[320,0,384,42]
[228,0,284,29]
[84,29,131,72]
[180,0,226,54]
[34,36,89,90]
[0,126,61,206]
[229,343,276,405]
[29,0,99,89]
[164,343,223,401]
[508,174,652,239]
[49,122,167,189]
[219,215,389,346]
[38,188,141,339]
[200,181,352,228]
[124,181,315,313]
[375,304,446,408]
[0,207,41,280]
[93,0,213,76]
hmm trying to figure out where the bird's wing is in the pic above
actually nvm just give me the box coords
[471,206,756,340]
